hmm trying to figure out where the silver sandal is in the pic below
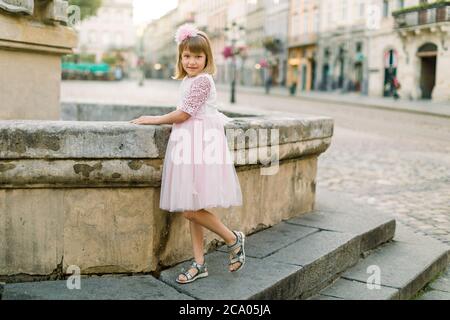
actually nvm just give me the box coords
[176,261,208,284]
[228,230,246,272]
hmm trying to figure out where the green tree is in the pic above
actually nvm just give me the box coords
[69,0,102,21]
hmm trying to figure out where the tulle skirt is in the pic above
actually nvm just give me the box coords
[159,112,243,212]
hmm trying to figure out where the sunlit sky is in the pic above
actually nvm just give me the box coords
[133,0,178,25]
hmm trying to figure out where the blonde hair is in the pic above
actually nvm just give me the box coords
[173,31,216,80]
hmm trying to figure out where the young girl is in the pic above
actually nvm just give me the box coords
[130,24,245,284]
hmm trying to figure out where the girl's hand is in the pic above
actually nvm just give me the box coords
[129,116,159,125]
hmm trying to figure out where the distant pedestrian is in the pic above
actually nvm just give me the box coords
[137,57,145,86]
[114,65,123,81]
[264,68,273,94]
[129,24,245,284]
[388,68,400,100]
[392,75,401,100]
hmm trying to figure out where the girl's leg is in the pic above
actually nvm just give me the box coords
[178,219,205,282]
[183,209,242,271]
[190,220,205,265]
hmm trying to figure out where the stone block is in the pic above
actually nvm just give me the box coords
[2,275,193,300]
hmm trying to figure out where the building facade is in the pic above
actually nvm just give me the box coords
[314,0,369,93]
[288,0,321,92]
[141,0,450,102]
[264,0,290,86]
[369,0,450,101]
[142,8,178,79]
[75,0,136,72]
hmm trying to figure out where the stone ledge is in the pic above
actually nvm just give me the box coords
[0,118,333,159]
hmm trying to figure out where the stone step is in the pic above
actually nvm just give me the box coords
[309,223,450,300]
[158,208,396,300]
[1,205,395,300]
[2,275,193,300]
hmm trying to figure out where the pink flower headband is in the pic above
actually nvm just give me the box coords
[174,24,200,45]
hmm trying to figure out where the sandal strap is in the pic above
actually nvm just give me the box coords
[191,261,207,273]
[229,257,244,265]
[182,271,194,280]
[227,231,243,252]
[179,261,207,281]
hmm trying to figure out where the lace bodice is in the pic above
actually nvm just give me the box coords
[177,73,219,117]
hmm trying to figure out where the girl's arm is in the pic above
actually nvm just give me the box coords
[129,110,190,125]
[130,76,211,125]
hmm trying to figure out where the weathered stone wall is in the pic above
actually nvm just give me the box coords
[0,114,333,280]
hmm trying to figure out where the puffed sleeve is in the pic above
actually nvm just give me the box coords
[180,76,211,116]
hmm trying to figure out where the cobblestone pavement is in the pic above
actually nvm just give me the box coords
[318,128,450,244]
[230,90,450,246]
[61,80,450,245]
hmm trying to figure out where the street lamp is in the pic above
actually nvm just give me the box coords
[136,25,147,86]
[224,22,245,104]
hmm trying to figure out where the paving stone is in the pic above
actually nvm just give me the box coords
[217,222,318,258]
[2,275,192,300]
[286,208,395,252]
[319,278,399,300]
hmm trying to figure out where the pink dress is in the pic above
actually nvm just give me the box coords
[159,72,243,212]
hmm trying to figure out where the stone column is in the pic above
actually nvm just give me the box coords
[0,0,77,120]
[432,28,450,102]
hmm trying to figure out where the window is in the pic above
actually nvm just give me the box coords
[359,0,365,18]
[397,0,405,9]
[303,14,308,34]
[383,0,389,18]
[327,1,333,26]
[89,31,96,44]
[115,34,123,47]
[356,42,363,52]
[313,9,319,33]
[102,33,110,46]
[342,0,348,20]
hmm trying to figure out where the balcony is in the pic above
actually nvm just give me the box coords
[288,33,318,48]
[393,2,450,31]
